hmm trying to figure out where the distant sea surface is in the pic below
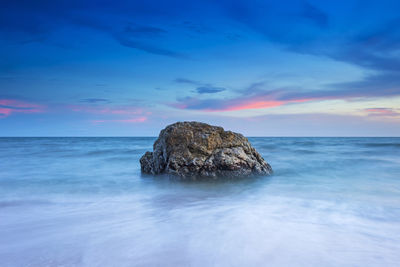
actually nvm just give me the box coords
[0,137,399,267]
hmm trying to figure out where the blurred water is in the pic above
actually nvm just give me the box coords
[0,137,399,266]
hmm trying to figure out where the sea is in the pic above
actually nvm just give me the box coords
[0,137,399,267]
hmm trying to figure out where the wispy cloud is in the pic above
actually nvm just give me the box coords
[124,25,166,36]
[71,15,187,58]
[70,105,143,115]
[174,78,201,85]
[326,72,400,100]
[80,98,111,104]
[196,86,226,94]
[113,24,186,58]
[300,2,329,28]
[0,99,44,118]
[115,36,185,58]
[364,108,400,117]
[174,78,227,94]
[91,117,148,124]
[223,0,400,75]
[0,1,187,58]
[70,103,150,124]
[170,96,312,112]
[72,14,189,58]
[170,76,400,112]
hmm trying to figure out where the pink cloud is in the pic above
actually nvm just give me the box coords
[69,105,143,115]
[0,99,44,118]
[223,100,284,111]
[210,98,314,112]
[70,104,149,123]
[70,103,150,124]
[170,95,317,112]
[91,116,148,124]
[117,117,147,123]
[364,108,400,117]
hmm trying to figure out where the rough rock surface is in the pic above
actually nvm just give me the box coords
[140,121,272,179]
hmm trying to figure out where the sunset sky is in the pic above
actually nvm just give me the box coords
[1,0,399,136]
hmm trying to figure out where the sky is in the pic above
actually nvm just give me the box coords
[1,0,400,136]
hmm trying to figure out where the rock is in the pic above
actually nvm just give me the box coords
[140,121,272,179]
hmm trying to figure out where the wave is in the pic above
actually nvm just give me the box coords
[257,144,279,150]
[362,143,400,148]
[291,149,319,154]
[3,148,145,159]
[107,156,135,162]
[291,141,318,146]
[85,149,144,156]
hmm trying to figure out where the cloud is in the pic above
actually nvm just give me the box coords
[1,0,399,66]
[174,78,201,85]
[112,24,186,58]
[124,25,166,36]
[2,0,400,111]
[170,83,321,111]
[317,22,400,73]
[364,108,400,117]
[300,1,329,28]
[336,19,400,71]
[169,74,400,112]
[71,14,186,58]
[174,78,227,94]
[70,105,143,115]
[170,92,312,112]
[181,20,214,34]
[0,1,186,58]
[326,44,400,72]
[196,86,226,94]
[221,0,330,46]
[0,99,44,117]
[237,112,400,136]
[70,103,150,124]
[91,116,147,124]
[327,72,400,99]
[241,81,268,95]
[115,36,185,58]
[221,0,400,74]
[80,98,111,104]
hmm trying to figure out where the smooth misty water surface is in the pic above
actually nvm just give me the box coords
[0,137,399,267]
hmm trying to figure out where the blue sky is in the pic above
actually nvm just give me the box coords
[1,0,400,136]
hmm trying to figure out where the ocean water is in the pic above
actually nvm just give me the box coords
[0,137,399,267]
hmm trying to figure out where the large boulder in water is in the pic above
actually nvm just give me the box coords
[140,121,272,179]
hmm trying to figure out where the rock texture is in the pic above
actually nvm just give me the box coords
[140,121,272,179]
